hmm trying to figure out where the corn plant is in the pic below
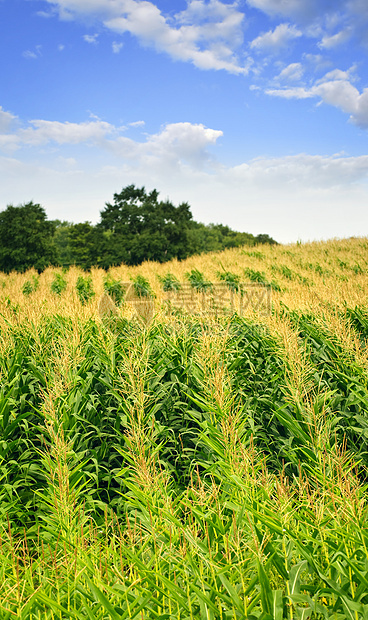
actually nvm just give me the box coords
[103,275,126,306]
[157,272,181,292]
[185,268,212,292]
[0,236,367,618]
[217,268,242,292]
[22,275,39,296]
[76,274,94,304]
[50,272,67,295]
[131,274,154,298]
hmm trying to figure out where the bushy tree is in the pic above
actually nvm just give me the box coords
[187,222,257,254]
[68,222,103,270]
[52,220,74,268]
[0,202,56,273]
[98,185,193,267]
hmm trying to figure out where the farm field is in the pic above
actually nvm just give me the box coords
[1,237,368,618]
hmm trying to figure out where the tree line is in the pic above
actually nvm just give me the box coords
[0,185,277,273]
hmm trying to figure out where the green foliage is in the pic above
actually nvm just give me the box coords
[2,188,278,271]
[244,250,265,259]
[157,272,181,292]
[98,184,193,267]
[185,268,213,292]
[216,269,241,292]
[0,312,367,617]
[255,233,278,245]
[0,202,56,273]
[50,272,67,295]
[244,267,282,291]
[103,276,126,306]
[68,222,102,270]
[22,281,33,296]
[76,275,95,305]
[131,274,154,298]
[272,264,309,285]
[187,221,257,254]
[52,220,74,268]
[22,275,39,296]
[244,267,268,284]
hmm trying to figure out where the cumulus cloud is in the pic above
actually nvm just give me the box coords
[250,23,302,52]
[42,0,250,74]
[266,67,368,128]
[0,110,222,169]
[101,122,223,169]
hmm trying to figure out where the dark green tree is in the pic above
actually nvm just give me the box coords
[255,233,278,245]
[98,185,193,267]
[52,220,74,268]
[187,222,257,254]
[68,222,103,270]
[0,202,56,273]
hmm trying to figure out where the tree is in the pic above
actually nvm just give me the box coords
[254,233,278,245]
[52,220,74,268]
[98,185,193,267]
[0,202,56,273]
[68,222,103,270]
[187,222,257,254]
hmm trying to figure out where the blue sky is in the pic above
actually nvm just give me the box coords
[1,0,368,242]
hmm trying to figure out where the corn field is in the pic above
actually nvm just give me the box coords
[1,237,368,618]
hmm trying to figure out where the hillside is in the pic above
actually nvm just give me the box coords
[0,237,368,618]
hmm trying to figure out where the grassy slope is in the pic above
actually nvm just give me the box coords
[0,237,368,618]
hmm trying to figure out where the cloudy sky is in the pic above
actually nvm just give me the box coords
[1,0,368,242]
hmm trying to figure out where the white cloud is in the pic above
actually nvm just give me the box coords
[42,0,251,74]
[36,10,54,18]
[83,33,99,44]
[266,68,368,128]
[100,122,223,170]
[316,80,368,127]
[228,153,368,187]
[319,28,352,49]
[245,0,345,24]
[22,45,42,59]
[58,44,65,51]
[250,23,302,52]
[112,41,123,53]
[0,106,17,132]
[277,62,304,81]
[0,111,222,169]
[316,68,355,83]
[266,86,312,99]
[16,119,116,146]
[22,50,38,59]
[129,120,145,127]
